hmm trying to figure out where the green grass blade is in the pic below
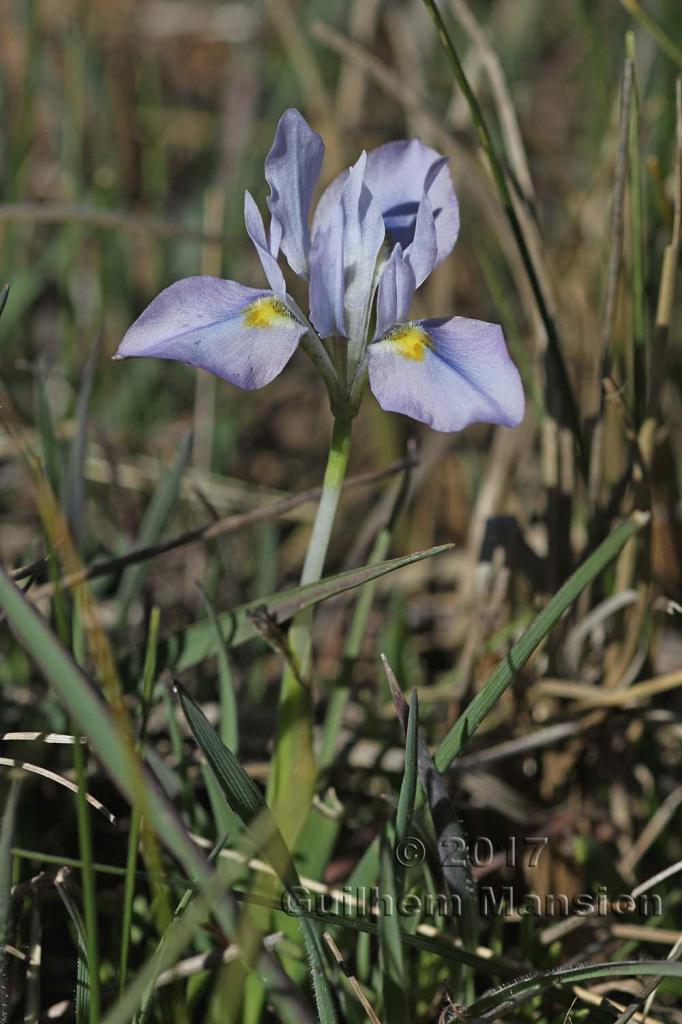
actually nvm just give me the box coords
[119,607,160,994]
[195,584,238,751]
[0,778,21,1024]
[175,684,338,1024]
[620,0,682,68]
[116,431,193,625]
[395,688,418,853]
[434,511,649,771]
[378,836,410,1024]
[54,871,90,1024]
[161,543,453,672]
[71,728,100,1024]
[384,657,479,950]
[457,960,682,1022]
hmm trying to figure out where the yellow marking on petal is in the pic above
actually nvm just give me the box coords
[387,324,432,362]
[243,297,291,329]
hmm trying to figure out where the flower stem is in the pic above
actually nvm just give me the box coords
[300,416,353,585]
[267,416,353,845]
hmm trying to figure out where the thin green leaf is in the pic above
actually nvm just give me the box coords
[195,584,238,752]
[0,778,21,1024]
[434,511,649,771]
[384,657,479,950]
[620,0,682,68]
[72,728,100,1024]
[175,684,338,1024]
[378,836,410,1024]
[456,959,682,1022]
[395,688,419,854]
[160,543,453,673]
[54,871,90,1024]
[119,607,161,994]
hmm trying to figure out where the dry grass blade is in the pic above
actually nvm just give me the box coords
[0,732,84,744]
[0,757,116,824]
[323,932,381,1024]
[533,668,682,706]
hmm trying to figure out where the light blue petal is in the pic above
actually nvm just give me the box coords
[244,191,286,297]
[308,152,385,344]
[265,108,324,278]
[404,191,438,287]
[309,200,345,337]
[375,244,416,338]
[115,276,306,390]
[368,316,524,432]
[314,139,459,275]
[340,152,385,344]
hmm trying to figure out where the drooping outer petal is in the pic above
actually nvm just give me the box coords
[115,276,306,390]
[265,108,324,278]
[375,244,416,338]
[314,139,459,273]
[368,316,524,432]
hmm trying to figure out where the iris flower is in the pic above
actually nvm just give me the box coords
[116,109,523,433]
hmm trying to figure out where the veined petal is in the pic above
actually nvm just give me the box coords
[375,244,416,338]
[265,108,324,278]
[115,276,306,390]
[340,151,385,344]
[244,191,286,297]
[314,139,459,275]
[368,317,524,432]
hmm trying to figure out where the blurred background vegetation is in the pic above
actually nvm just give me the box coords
[0,0,681,1021]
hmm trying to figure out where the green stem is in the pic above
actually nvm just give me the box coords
[300,417,353,587]
[268,417,353,845]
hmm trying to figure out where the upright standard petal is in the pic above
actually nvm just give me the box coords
[375,244,416,338]
[308,152,385,344]
[340,152,386,345]
[265,108,324,278]
[368,316,524,432]
[309,199,345,338]
[244,191,287,297]
[314,139,459,275]
[115,276,307,390]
